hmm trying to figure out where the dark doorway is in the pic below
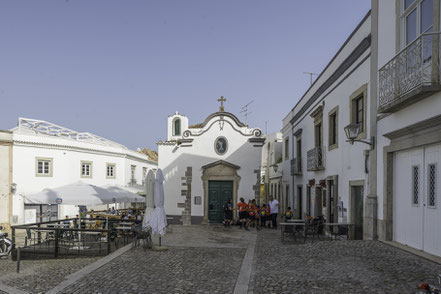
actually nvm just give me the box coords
[208,181,233,223]
[297,186,303,219]
[351,185,364,240]
[306,186,311,217]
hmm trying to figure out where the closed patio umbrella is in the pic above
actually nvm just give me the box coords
[142,169,155,230]
[148,169,168,248]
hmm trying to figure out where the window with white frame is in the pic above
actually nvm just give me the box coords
[401,0,433,46]
[142,167,147,185]
[173,118,181,136]
[130,165,136,184]
[106,163,116,179]
[328,106,339,150]
[81,161,92,178]
[36,158,53,177]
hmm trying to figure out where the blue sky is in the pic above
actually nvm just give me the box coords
[0,0,371,150]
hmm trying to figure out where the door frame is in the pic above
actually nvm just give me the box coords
[326,175,339,223]
[349,180,365,240]
[201,160,241,224]
[382,114,441,241]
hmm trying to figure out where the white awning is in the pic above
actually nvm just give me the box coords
[24,181,145,206]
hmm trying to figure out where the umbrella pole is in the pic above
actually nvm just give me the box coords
[159,236,161,247]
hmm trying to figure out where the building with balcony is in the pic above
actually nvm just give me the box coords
[260,132,283,208]
[375,0,441,257]
[283,11,373,239]
[280,0,441,257]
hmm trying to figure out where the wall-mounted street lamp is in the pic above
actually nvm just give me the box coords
[272,164,278,173]
[344,123,375,150]
[10,183,17,194]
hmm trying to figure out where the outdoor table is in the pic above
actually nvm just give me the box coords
[286,219,305,223]
[280,222,306,243]
[324,223,354,240]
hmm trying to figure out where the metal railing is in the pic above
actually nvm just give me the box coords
[291,158,302,175]
[379,32,441,111]
[11,218,137,259]
[307,147,325,171]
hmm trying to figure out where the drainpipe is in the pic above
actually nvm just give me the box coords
[365,0,379,240]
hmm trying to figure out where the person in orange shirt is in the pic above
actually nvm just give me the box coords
[247,199,256,230]
[255,205,261,230]
[237,197,248,229]
[265,204,271,227]
[259,204,267,229]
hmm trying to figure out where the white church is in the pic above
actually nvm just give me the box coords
[157,97,265,224]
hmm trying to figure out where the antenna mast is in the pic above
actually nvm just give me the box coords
[303,72,319,85]
[240,99,254,124]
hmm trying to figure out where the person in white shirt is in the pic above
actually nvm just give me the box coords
[268,196,279,229]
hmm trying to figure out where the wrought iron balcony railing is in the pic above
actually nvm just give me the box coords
[379,32,441,113]
[290,158,302,175]
[307,147,325,171]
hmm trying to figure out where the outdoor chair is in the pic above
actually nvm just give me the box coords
[131,224,152,250]
[304,217,324,242]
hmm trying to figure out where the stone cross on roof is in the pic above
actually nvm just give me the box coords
[218,96,226,112]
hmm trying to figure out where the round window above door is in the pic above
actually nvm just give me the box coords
[214,137,228,155]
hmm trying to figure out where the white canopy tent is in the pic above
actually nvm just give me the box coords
[24,181,145,206]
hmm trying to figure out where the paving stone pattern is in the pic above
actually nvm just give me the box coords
[0,256,99,294]
[250,228,441,294]
[60,246,246,294]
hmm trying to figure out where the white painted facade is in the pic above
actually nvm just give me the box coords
[10,118,157,225]
[281,0,441,257]
[284,12,372,239]
[375,0,441,257]
[260,132,285,211]
[0,131,12,230]
[158,110,264,224]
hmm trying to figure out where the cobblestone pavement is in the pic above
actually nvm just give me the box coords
[250,228,441,294]
[2,225,441,293]
[61,246,246,294]
[0,256,99,294]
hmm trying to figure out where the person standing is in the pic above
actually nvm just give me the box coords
[268,196,279,229]
[238,197,248,229]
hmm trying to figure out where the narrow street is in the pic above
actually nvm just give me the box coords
[2,225,438,294]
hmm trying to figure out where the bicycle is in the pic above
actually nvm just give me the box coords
[417,274,441,294]
[0,226,12,257]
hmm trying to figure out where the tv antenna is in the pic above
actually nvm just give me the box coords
[240,99,254,124]
[303,72,319,85]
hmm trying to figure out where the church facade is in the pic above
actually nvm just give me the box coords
[157,100,265,224]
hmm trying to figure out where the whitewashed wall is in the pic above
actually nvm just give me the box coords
[290,13,371,221]
[0,131,12,228]
[11,132,156,224]
[159,113,262,217]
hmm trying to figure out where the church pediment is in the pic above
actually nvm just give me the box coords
[202,160,240,170]
[182,112,262,139]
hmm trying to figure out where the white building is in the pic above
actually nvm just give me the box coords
[157,101,265,224]
[282,0,441,257]
[10,118,157,225]
[0,131,13,230]
[260,132,286,210]
[375,0,441,257]
[285,11,372,240]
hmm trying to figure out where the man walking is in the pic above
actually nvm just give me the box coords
[268,196,279,229]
